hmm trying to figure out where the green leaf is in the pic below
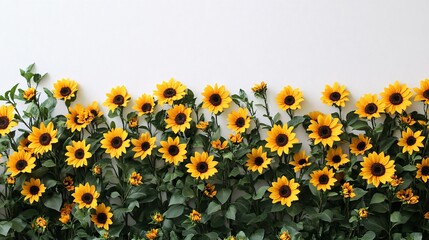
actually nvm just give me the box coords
[287,116,305,128]
[44,179,58,189]
[0,221,12,236]
[402,165,417,172]
[225,205,237,220]
[318,209,333,222]
[236,231,247,240]
[110,191,121,198]
[370,193,386,204]
[42,159,56,168]
[44,193,62,211]
[164,205,184,219]
[360,231,376,240]
[253,186,269,200]
[216,188,232,205]
[350,188,367,202]
[10,218,26,232]
[207,201,221,215]
[249,229,264,240]
[169,193,185,206]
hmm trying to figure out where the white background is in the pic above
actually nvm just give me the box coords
[1,1,429,117]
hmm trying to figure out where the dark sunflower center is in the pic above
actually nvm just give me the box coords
[90,110,99,116]
[357,142,366,151]
[406,136,416,146]
[74,149,85,159]
[318,126,332,139]
[196,162,209,173]
[298,159,307,165]
[81,193,93,204]
[279,185,292,198]
[74,116,83,125]
[421,166,429,175]
[168,145,179,156]
[389,93,403,105]
[423,90,429,99]
[332,155,341,163]
[16,159,28,170]
[174,113,187,125]
[141,141,150,151]
[30,186,40,195]
[209,94,222,106]
[235,117,245,128]
[97,213,108,224]
[365,103,378,114]
[60,87,72,97]
[142,103,152,112]
[329,92,341,101]
[0,116,9,129]
[113,95,124,105]
[371,163,386,177]
[275,134,289,147]
[254,157,264,166]
[39,133,52,146]
[163,88,176,98]
[111,137,123,148]
[319,174,329,184]
[284,96,295,105]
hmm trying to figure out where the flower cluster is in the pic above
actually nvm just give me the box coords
[1,64,429,239]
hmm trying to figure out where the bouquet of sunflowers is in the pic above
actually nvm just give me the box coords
[1,64,429,240]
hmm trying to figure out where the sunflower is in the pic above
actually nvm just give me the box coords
[321,82,350,107]
[91,203,113,230]
[133,93,156,116]
[100,128,131,158]
[72,182,100,209]
[350,134,372,155]
[66,104,89,132]
[211,139,228,150]
[132,132,156,160]
[203,183,217,198]
[251,81,267,95]
[186,152,218,180]
[278,231,292,240]
[154,78,187,105]
[18,137,32,153]
[307,111,324,121]
[53,78,78,101]
[23,87,36,101]
[360,152,395,187]
[21,178,46,204]
[390,175,403,187]
[129,172,143,186]
[380,81,413,114]
[227,108,251,133]
[310,167,337,191]
[28,122,58,155]
[245,146,272,174]
[326,147,350,170]
[159,136,187,165]
[307,114,343,147]
[196,121,209,131]
[0,105,17,136]
[65,140,92,168]
[398,128,425,155]
[229,133,243,144]
[62,176,75,191]
[358,208,368,219]
[189,210,202,223]
[289,150,311,172]
[265,124,299,156]
[414,78,429,104]
[276,86,304,111]
[355,94,385,119]
[151,212,164,224]
[268,176,300,207]
[6,150,36,176]
[165,104,192,133]
[416,158,429,183]
[201,84,232,114]
[103,85,131,112]
[86,101,103,121]
[146,229,159,240]
[342,182,356,199]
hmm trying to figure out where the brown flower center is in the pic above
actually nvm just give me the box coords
[284,96,295,105]
[39,133,52,146]
[97,213,108,224]
[74,149,85,159]
[423,90,429,99]
[209,94,222,106]
[90,109,99,117]
[113,95,125,105]
[81,193,93,204]
[357,142,366,151]
[111,137,123,149]
[163,88,176,98]
[74,116,83,125]
[364,103,378,115]
[254,157,264,166]
[332,155,341,163]
[389,93,403,105]
[0,116,9,129]
[141,141,150,151]
[196,162,209,173]
[279,185,291,198]
[142,103,152,112]
[371,163,386,177]
[235,117,245,128]
[329,92,341,101]
[421,166,429,175]
[406,136,416,146]
[30,186,40,195]
[318,126,332,139]
[60,87,72,97]
[168,145,179,156]
[16,159,28,170]
[319,174,329,184]
[174,113,187,125]
[275,134,289,147]
[298,159,307,165]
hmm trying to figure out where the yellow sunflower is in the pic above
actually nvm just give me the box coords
[0,105,17,136]
[129,172,143,186]
[103,85,131,112]
[23,87,36,101]
[245,146,272,174]
[91,203,113,230]
[276,86,304,111]
[28,122,58,155]
[65,140,92,168]
[6,150,36,176]
[165,104,193,133]
[227,108,251,133]
[307,114,343,147]
[397,128,425,155]
[416,158,429,183]
[360,152,395,187]
[268,176,300,207]
[380,81,413,114]
[414,78,429,104]
[65,104,89,132]
[355,94,385,119]
[342,182,356,199]
[189,210,202,223]
[53,78,78,101]
[326,147,350,170]
[350,134,372,155]
[212,139,228,150]
[251,81,267,95]
[72,182,100,209]
[186,152,218,180]
[100,128,131,158]
[132,93,156,116]
[289,150,311,172]
[201,84,232,114]
[265,124,299,156]
[321,82,350,107]
[21,178,46,204]
[310,167,337,191]
[154,78,187,105]
[132,132,156,160]
[87,101,103,121]
[307,111,324,121]
[159,136,187,165]
[203,183,217,198]
[146,229,159,240]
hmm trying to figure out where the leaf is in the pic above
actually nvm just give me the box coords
[287,116,305,128]
[216,188,232,205]
[207,201,222,215]
[249,229,264,240]
[370,193,386,204]
[225,205,237,220]
[350,188,368,202]
[164,205,184,219]
[42,159,56,168]
[169,193,186,206]
[44,179,58,189]
[0,221,12,236]
[110,191,121,198]
[44,193,62,211]
[402,165,417,172]
[318,209,333,222]
[360,231,376,240]
[10,218,26,233]
[252,186,269,200]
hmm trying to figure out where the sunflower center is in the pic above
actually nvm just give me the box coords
[279,185,292,198]
[389,93,403,105]
[371,163,386,177]
[423,90,429,99]
[163,88,176,98]
[174,113,187,125]
[329,92,341,101]
[81,193,93,204]
[97,213,108,224]
[298,159,307,165]
[365,103,378,114]
[196,162,209,173]
[254,157,264,166]
[39,133,52,146]
[74,149,85,159]
[332,155,341,163]
[141,141,150,151]
[90,109,99,116]
[235,117,245,127]
[16,159,28,170]
[30,186,40,195]
[209,94,222,106]
[357,142,366,151]
[168,145,179,156]
[319,174,329,184]
[318,126,332,139]
[284,96,295,105]
[113,95,125,105]
[406,136,416,146]
[0,116,9,129]
[275,134,289,147]
[60,87,72,97]
[74,116,83,125]
[142,103,152,112]
[111,137,123,149]
[421,166,429,175]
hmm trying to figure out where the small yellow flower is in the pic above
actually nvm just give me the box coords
[23,87,36,101]
[93,164,102,176]
[203,183,217,198]
[189,210,202,223]
[278,231,291,240]
[196,121,209,131]
[128,117,138,128]
[151,212,164,224]
[342,182,356,199]
[358,208,368,219]
[390,175,403,187]
[63,176,75,192]
[129,172,143,186]
[229,133,243,144]
[396,188,419,204]
[6,176,15,185]
[251,81,267,95]
[424,212,429,220]
[212,139,228,150]
[146,228,159,240]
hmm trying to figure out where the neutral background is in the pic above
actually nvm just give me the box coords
[1,1,429,119]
